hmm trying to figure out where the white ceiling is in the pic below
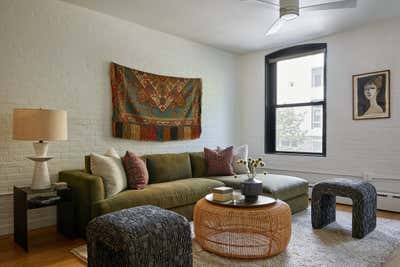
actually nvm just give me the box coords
[62,0,400,54]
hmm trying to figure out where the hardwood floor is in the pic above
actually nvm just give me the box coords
[0,227,86,267]
[336,203,400,220]
[0,204,399,267]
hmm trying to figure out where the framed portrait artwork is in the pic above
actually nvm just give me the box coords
[353,70,390,120]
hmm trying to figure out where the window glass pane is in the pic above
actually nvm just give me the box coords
[311,105,322,129]
[276,105,323,153]
[277,53,324,105]
[312,67,323,88]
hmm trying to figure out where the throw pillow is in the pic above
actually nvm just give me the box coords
[105,147,120,158]
[189,152,207,178]
[218,145,249,174]
[204,146,234,176]
[122,151,149,190]
[90,148,127,198]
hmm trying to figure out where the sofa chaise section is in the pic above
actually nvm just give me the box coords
[211,174,309,213]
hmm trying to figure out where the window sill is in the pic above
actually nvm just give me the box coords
[266,152,326,157]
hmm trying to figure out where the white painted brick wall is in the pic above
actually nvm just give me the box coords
[238,17,400,194]
[0,0,238,235]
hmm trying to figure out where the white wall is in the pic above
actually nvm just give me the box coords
[0,0,238,235]
[238,17,400,195]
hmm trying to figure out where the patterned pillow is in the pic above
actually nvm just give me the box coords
[204,146,234,176]
[217,145,249,174]
[122,151,149,190]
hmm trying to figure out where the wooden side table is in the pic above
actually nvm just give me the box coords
[13,186,75,251]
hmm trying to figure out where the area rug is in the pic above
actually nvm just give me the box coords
[71,208,400,266]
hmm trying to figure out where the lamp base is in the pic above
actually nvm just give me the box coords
[28,142,53,190]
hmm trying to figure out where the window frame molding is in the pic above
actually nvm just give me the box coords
[265,43,327,157]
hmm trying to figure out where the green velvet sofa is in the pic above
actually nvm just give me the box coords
[59,152,308,238]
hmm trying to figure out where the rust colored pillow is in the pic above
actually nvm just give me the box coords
[204,146,234,176]
[122,151,149,190]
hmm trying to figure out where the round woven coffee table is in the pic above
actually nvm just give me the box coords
[194,194,291,259]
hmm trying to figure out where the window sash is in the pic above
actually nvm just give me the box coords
[265,43,327,156]
[274,101,324,108]
[274,105,324,154]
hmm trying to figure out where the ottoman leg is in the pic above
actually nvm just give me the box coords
[312,193,336,229]
[352,187,377,238]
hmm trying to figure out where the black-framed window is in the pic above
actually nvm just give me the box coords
[265,43,327,156]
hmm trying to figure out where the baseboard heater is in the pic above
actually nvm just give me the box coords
[308,185,400,213]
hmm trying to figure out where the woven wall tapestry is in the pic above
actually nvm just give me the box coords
[110,62,202,141]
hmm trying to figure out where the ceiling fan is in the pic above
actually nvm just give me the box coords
[242,0,357,36]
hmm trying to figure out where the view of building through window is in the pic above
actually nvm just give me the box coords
[275,53,324,153]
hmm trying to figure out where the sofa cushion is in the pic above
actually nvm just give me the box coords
[217,145,249,174]
[190,152,208,178]
[85,154,146,174]
[146,153,192,183]
[204,147,234,176]
[122,151,149,190]
[285,194,309,214]
[211,174,308,200]
[85,155,92,173]
[90,149,127,198]
[91,178,224,217]
[232,145,250,174]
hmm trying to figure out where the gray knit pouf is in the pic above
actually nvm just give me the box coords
[311,178,377,238]
[87,205,192,267]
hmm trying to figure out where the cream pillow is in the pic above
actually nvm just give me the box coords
[217,145,249,174]
[232,145,249,174]
[90,148,127,198]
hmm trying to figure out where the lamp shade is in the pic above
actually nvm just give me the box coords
[13,109,68,141]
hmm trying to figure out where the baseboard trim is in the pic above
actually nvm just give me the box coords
[265,167,400,183]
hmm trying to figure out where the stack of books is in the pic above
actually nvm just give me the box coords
[212,186,233,202]
[29,195,61,206]
[54,182,68,190]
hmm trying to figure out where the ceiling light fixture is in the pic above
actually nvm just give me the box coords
[242,0,357,36]
[280,0,299,20]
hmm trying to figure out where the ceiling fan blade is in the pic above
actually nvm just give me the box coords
[301,0,357,11]
[241,0,280,9]
[266,17,286,36]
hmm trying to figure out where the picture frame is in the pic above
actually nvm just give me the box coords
[353,70,390,120]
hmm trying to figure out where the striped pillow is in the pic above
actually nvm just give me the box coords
[204,146,234,176]
[122,151,149,190]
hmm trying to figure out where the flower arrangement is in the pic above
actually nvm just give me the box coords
[236,157,267,179]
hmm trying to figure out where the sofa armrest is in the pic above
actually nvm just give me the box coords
[59,170,105,238]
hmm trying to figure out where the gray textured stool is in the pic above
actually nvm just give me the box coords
[87,205,192,267]
[311,178,377,238]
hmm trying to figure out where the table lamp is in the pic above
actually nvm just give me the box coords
[13,109,68,190]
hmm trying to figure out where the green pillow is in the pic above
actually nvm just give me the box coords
[146,153,192,183]
[84,155,92,173]
[190,152,208,177]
